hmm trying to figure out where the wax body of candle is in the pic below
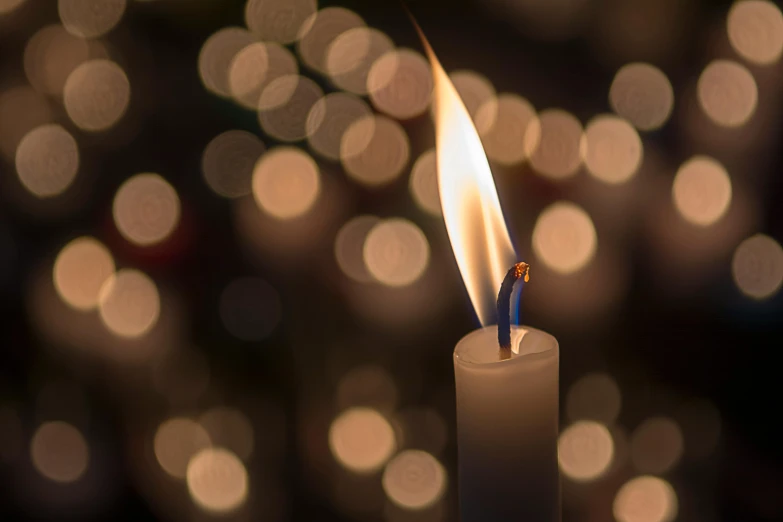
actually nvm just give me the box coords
[454,324,559,522]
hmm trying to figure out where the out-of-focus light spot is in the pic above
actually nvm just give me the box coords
[307,92,371,161]
[475,94,537,166]
[450,70,496,122]
[393,408,448,456]
[0,0,26,14]
[258,74,323,142]
[0,86,53,161]
[581,115,642,184]
[154,417,211,479]
[298,7,365,74]
[58,0,126,38]
[199,408,254,461]
[364,219,429,287]
[335,215,382,282]
[732,234,783,300]
[558,421,614,482]
[368,49,432,120]
[329,407,396,473]
[727,1,783,66]
[219,277,282,341]
[244,0,316,44]
[187,448,248,513]
[341,115,410,187]
[0,405,24,463]
[697,60,757,128]
[64,59,130,132]
[30,421,89,483]
[252,146,320,219]
[98,269,160,338]
[524,109,583,179]
[202,130,265,198]
[613,476,678,522]
[409,149,441,216]
[54,236,114,311]
[676,398,721,461]
[672,156,732,227]
[229,42,298,110]
[113,173,180,247]
[336,365,399,413]
[327,27,394,95]
[24,25,105,96]
[533,202,597,274]
[15,124,79,198]
[199,28,257,98]
[630,417,684,474]
[566,373,622,424]
[382,450,446,510]
[609,63,674,131]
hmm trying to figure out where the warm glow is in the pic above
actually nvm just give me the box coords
[727,1,783,66]
[732,234,783,300]
[15,124,79,197]
[154,417,212,479]
[31,421,89,483]
[306,92,371,161]
[697,60,757,128]
[64,59,130,131]
[186,448,248,513]
[98,269,160,338]
[581,115,643,184]
[219,277,282,340]
[113,173,180,246]
[335,215,382,283]
[0,0,26,14]
[614,476,678,522]
[631,417,684,474]
[54,236,115,310]
[475,93,537,166]
[341,114,410,187]
[252,147,320,219]
[610,63,674,131]
[199,407,254,461]
[326,27,394,95]
[199,28,257,98]
[258,74,323,142]
[423,35,516,325]
[228,42,298,110]
[244,0,316,44]
[0,86,53,161]
[202,130,265,198]
[672,156,732,226]
[382,450,446,510]
[329,407,396,473]
[409,149,441,216]
[363,218,430,287]
[558,421,614,482]
[450,70,496,122]
[368,49,433,120]
[525,108,583,179]
[533,202,597,274]
[297,7,365,75]
[58,0,126,38]
[566,373,622,424]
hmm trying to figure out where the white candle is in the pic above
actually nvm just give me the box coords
[454,324,559,522]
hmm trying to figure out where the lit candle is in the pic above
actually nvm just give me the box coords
[417,26,561,522]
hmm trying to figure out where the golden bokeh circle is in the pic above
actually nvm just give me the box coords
[98,269,160,338]
[566,373,622,424]
[672,156,732,227]
[727,0,783,65]
[199,28,258,98]
[228,42,298,110]
[581,114,643,184]
[329,407,396,473]
[326,27,394,95]
[368,49,433,120]
[697,60,757,128]
[30,421,89,483]
[15,124,79,198]
[363,218,430,287]
[58,0,126,39]
[258,74,324,142]
[558,421,614,482]
[609,63,674,131]
[53,236,115,311]
[409,149,441,217]
[297,7,365,75]
[475,94,538,166]
[524,109,583,179]
[382,450,446,510]
[533,202,597,274]
[341,114,410,187]
[202,130,265,199]
[252,146,320,220]
[306,92,372,161]
[64,59,130,132]
[613,476,678,522]
[450,70,496,122]
[732,234,783,300]
[186,448,249,513]
[335,215,382,283]
[113,173,180,247]
[154,417,212,479]
[244,0,316,44]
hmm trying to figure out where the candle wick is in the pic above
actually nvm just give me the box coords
[497,262,530,360]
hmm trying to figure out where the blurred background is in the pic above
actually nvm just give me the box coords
[1,0,782,521]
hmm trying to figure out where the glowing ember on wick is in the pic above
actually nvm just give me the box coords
[497,261,530,359]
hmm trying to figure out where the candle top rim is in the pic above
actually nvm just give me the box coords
[454,325,558,367]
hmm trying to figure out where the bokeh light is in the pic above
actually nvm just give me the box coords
[199,407,254,461]
[672,156,732,227]
[558,421,614,482]
[409,149,441,217]
[198,28,257,98]
[341,114,410,187]
[53,236,115,311]
[326,27,394,95]
[732,233,783,300]
[609,63,674,131]
[393,408,448,456]
[244,0,316,44]
[297,7,365,75]
[202,130,265,198]
[581,115,643,184]
[524,109,583,179]
[475,94,537,166]
[30,421,89,483]
[15,124,79,198]
[613,476,678,522]
[335,215,382,283]
[336,365,399,413]
[64,59,130,132]
[252,146,320,219]
[154,417,212,479]
[363,219,430,287]
[697,60,757,128]
[533,202,597,274]
[113,173,180,247]
[186,448,248,513]
[727,0,783,66]
[566,373,622,424]
[58,0,126,38]
[329,407,396,473]
[630,417,684,474]
[450,70,496,122]
[98,269,160,338]
[219,277,282,341]
[258,74,323,142]
[368,49,433,120]
[382,450,446,510]
[228,42,298,110]
[306,92,372,161]
[0,86,53,161]
[0,0,26,14]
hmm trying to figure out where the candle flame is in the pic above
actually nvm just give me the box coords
[416,27,517,326]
